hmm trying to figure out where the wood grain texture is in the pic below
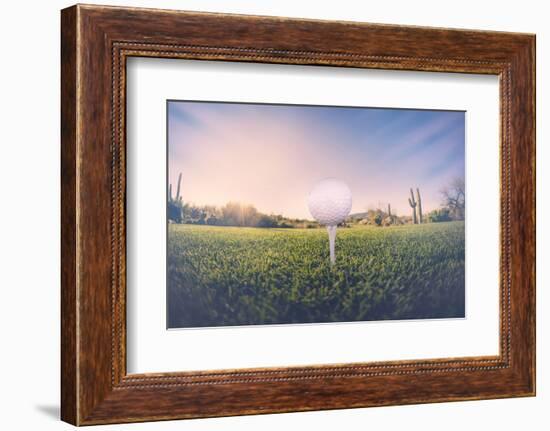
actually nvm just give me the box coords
[60,4,535,425]
[60,5,78,425]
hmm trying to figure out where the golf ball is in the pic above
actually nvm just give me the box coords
[307,178,352,226]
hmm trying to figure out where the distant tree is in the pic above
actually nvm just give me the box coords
[242,204,260,226]
[168,202,183,223]
[221,202,259,226]
[428,208,452,223]
[257,214,278,228]
[441,177,465,220]
[221,202,239,226]
[206,215,219,225]
[190,206,203,221]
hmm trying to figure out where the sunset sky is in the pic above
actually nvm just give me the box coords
[168,101,465,220]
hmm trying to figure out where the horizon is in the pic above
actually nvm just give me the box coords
[168,101,465,220]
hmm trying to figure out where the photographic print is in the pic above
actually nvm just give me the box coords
[167,101,466,329]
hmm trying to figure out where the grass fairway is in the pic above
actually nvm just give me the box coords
[167,221,465,328]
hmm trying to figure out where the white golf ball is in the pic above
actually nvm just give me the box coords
[307,178,352,226]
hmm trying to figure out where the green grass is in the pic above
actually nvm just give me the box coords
[167,221,465,328]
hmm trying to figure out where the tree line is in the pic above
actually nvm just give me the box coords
[167,175,317,228]
[168,173,465,228]
[169,200,318,228]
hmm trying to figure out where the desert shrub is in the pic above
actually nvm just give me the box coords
[167,201,183,223]
[428,208,452,223]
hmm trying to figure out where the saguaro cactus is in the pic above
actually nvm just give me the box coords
[408,188,418,224]
[175,172,182,202]
[168,172,184,223]
[416,188,423,223]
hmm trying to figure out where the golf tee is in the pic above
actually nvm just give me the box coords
[327,225,337,265]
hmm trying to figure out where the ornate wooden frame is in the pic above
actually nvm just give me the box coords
[61,4,535,425]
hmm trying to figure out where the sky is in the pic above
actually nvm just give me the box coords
[168,101,465,220]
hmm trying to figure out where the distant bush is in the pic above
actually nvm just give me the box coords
[257,214,278,228]
[428,208,452,223]
[354,209,404,227]
[167,201,183,223]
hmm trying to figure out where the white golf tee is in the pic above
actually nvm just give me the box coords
[327,225,337,265]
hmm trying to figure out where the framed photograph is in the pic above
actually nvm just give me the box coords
[61,4,535,425]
